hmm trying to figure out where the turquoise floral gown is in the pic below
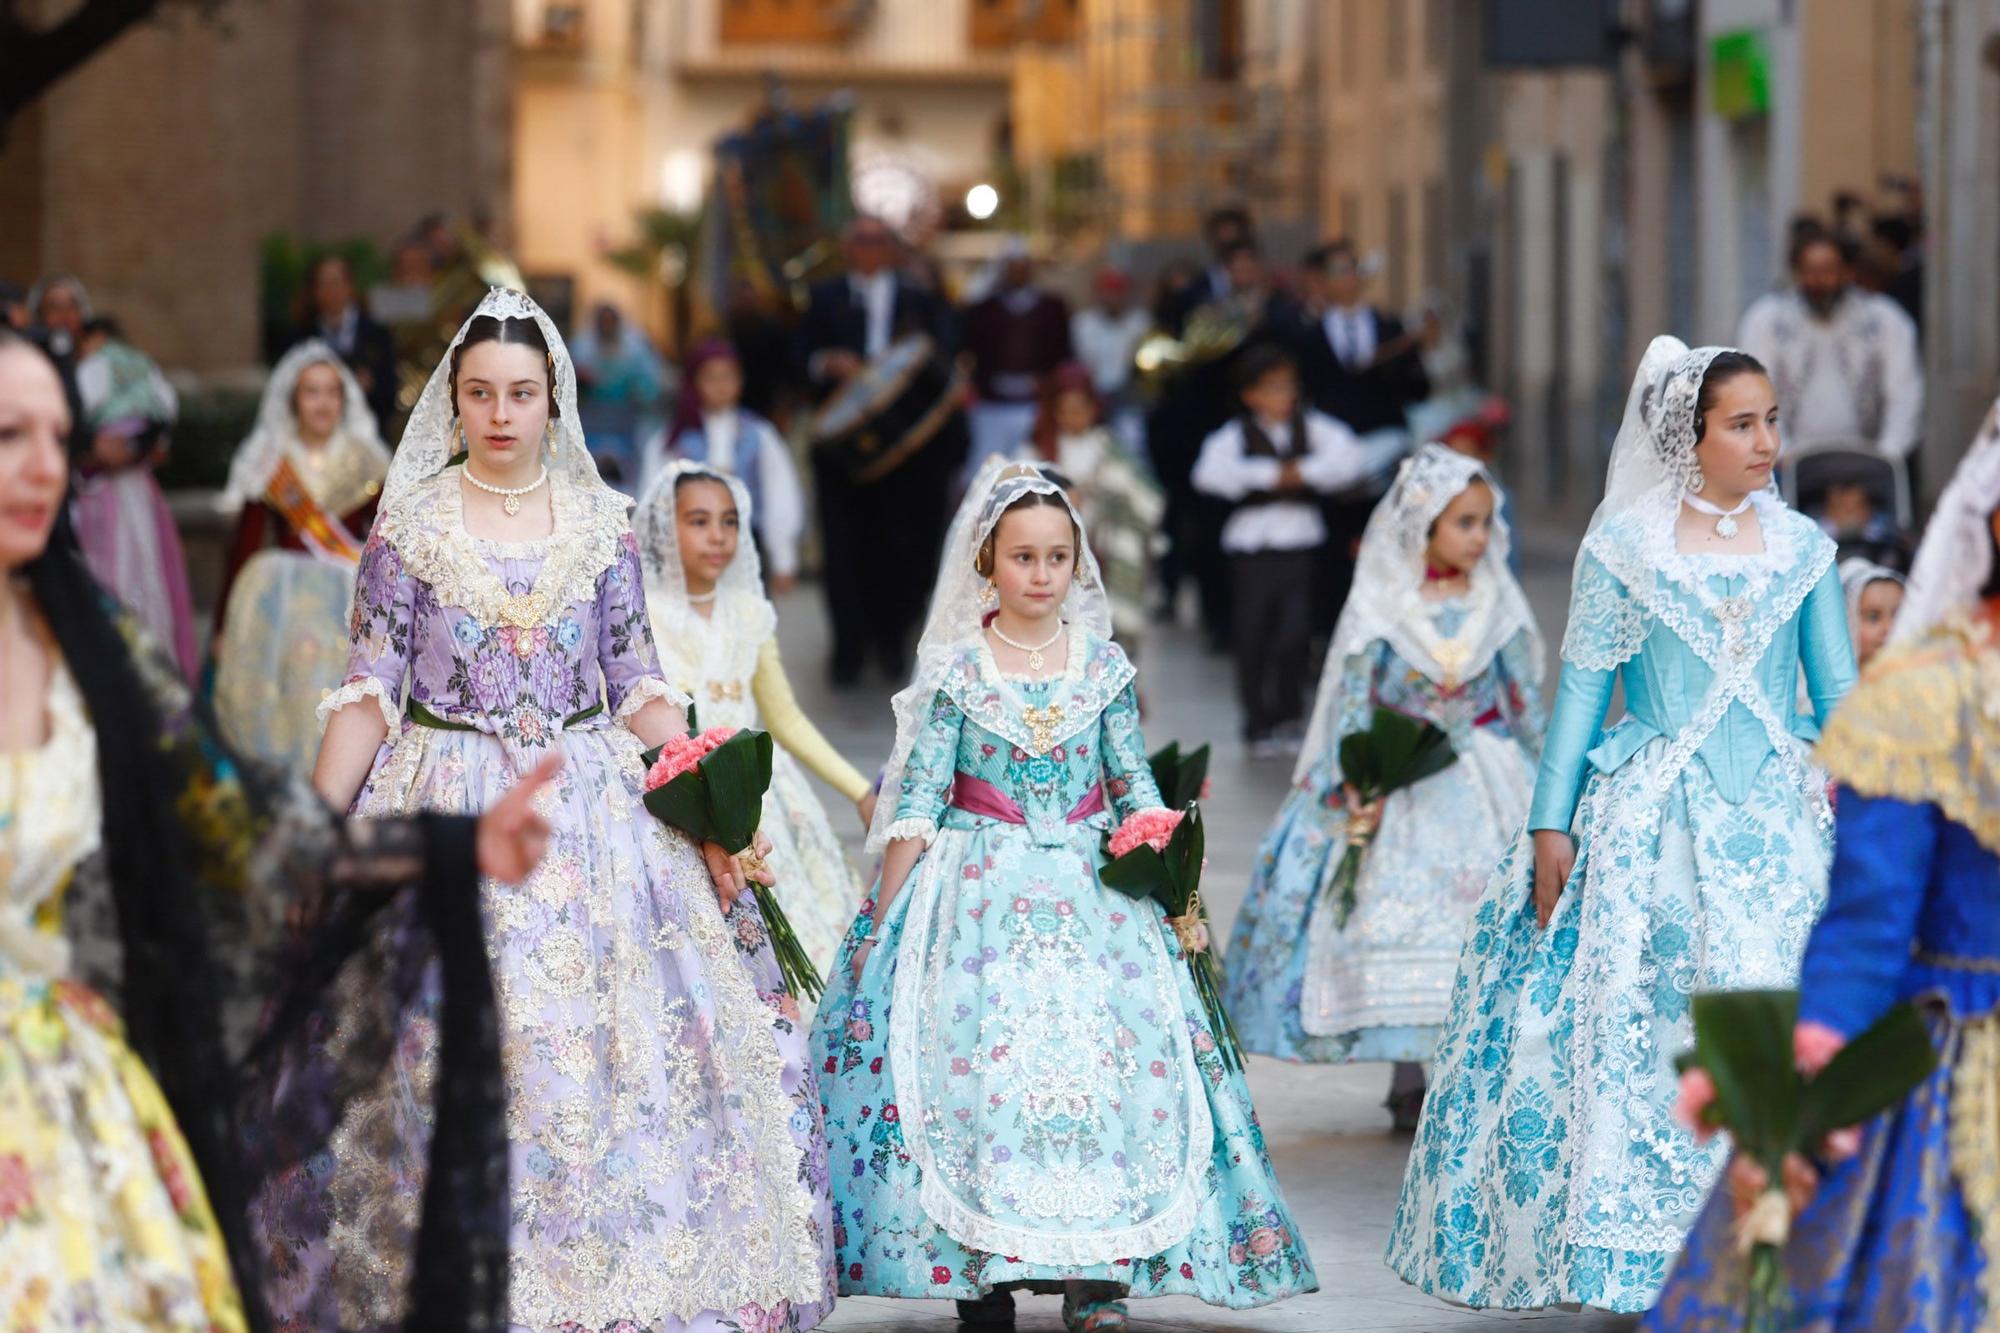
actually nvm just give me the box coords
[1386,493,1857,1312]
[1223,606,1544,1064]
[811,626,1317,1308]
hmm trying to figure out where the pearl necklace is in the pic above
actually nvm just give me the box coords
[687,590,717,604]
[463,463,549,516]
[1684,490,1753,539]
[990,618,1065,673]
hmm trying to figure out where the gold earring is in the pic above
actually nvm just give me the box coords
[980,580,998,608]
[545,421,558,456]
[450,417,464,455]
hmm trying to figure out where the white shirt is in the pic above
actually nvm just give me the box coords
[1323,305,1376,369]
[1191,410,1403,553]
[1071,307,1153,398]
[849,270,896,360]
[1737,288,1923,460]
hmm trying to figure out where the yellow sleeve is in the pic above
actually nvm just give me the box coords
[751,637,873,803]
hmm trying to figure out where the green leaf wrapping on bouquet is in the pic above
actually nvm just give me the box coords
[701,730,775,854]
[1336,707,1457,798]
[1688,990,1802,1162]
[1148,741,1212,811]
[1799,1002,1938,1142]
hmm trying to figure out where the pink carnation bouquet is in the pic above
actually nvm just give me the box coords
[640,725,823,1001]
[1099,802,1243,1070]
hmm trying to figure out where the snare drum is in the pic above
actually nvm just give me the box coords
[811,333,967,484]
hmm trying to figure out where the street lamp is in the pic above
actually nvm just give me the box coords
[965,183,1000,221]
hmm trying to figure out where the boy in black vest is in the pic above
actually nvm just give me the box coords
[1191,344,1402,753]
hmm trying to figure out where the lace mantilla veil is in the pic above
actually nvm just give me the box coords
[633,458,775,666]
[381,288,608,516]
[1894,398,2000,644]
[865,457,1112,852]
[1296,442,1544,784]
[221,337,389,513]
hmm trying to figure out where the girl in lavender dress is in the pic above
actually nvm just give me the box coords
[254,289,835,1333]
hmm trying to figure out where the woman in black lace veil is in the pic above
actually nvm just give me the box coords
[0,326,540,1329]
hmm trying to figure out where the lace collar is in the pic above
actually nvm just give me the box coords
[277,429,389,518]
[378,469,628,628]
[940,623,1135,755]
[652,587,775,694]
[1591,489,1811,612]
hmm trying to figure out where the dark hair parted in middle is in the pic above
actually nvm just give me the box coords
[1691,350,1769,443]
[975,489,1083,579]
[1232,341,1297,395]
[449,314,559,417]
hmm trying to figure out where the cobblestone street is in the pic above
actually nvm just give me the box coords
[777,525,1638,1333]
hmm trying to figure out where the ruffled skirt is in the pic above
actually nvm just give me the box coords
[812,821,1315,1309]
[763,748,865,978]
[250,720,835,1333]
[213,550,355,778]
[1223,729,1531,1064]
[1643,1000,1995,1331]
[1386,733,1830,1313]
[0,975,246,1331]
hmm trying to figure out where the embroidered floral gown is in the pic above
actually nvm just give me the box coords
[250,470,835,1333]
[1646,615,2000,1331]
[1223,607,1544,1064]
[646,588,868,973]
[811,627,1316,1308]
[1386,496,1856,1313]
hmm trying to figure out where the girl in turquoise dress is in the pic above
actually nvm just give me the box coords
[811,460,1316,1332]
[1223,444,1545,1127]
[1385,338,1857,1312]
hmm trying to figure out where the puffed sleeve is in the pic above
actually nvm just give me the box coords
[886,688,965,845]
[1796,790,1937,1038]
[597,531,689,724]
[318,527,413,731]
[1100,681,1166,820]
[1797,562,1859,730]
[1526,660,1616,834]
[751,637,871,802]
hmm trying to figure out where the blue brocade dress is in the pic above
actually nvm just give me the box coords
[1386,500,1857,1312]
[811,628,1317,1308]
[1645,616,2000,1330]
[1223,609,1545,1064]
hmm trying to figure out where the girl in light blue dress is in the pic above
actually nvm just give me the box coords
[812,460,1315,1332]
[1223,444,1545,1127]
[1385,338,1857,1313]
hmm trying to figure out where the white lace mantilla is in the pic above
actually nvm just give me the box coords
[376,470,628,630]
[650,589,776,731]
[937,625,1136,758]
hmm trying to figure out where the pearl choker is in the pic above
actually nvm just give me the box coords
[1684,490,1752,538]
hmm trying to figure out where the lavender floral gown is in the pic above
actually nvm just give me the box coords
[250,470,835,1333]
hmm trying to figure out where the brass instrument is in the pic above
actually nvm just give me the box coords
[1131,300,1251,400]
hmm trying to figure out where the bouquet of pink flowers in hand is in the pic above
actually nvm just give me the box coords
[643,726,824,1001]
[1671,989,1934,1332]
[1100,803,1244,1070]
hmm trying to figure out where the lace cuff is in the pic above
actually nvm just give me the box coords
[318,677,398,732]
[881,816,938,846]
[614,676,690,724]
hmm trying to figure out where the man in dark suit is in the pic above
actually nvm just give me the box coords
[798,214,966,686]
[1290,239,1430,627]
[293,254,400,437]
[1165,205,1255,335]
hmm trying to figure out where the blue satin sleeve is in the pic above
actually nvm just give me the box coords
[1797,564,1859,728]
[1796,789,1938,1038]
[1526,659,1616,834]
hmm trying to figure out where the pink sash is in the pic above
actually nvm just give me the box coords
[950,772,1106,825]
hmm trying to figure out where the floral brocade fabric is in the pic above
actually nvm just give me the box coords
[812,635,1316,1309]
[257,471,835,1332]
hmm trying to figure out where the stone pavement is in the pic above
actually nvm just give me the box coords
[772,522,1643,1333]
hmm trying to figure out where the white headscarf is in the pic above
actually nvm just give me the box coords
[1837,556,1906,657]
[1893,398,2000,645]
[633,459,775,688]
[867,456,1110,851]
[221,338,388,514]
[1297,442,1543,784]
[380,287,606,517]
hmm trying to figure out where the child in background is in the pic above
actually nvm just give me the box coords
[1191,344,1403,753]
[646,338,807,593]
[1840,556,1906,669]
[1023,361,1164,657]
[1223,444,1545,1128]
